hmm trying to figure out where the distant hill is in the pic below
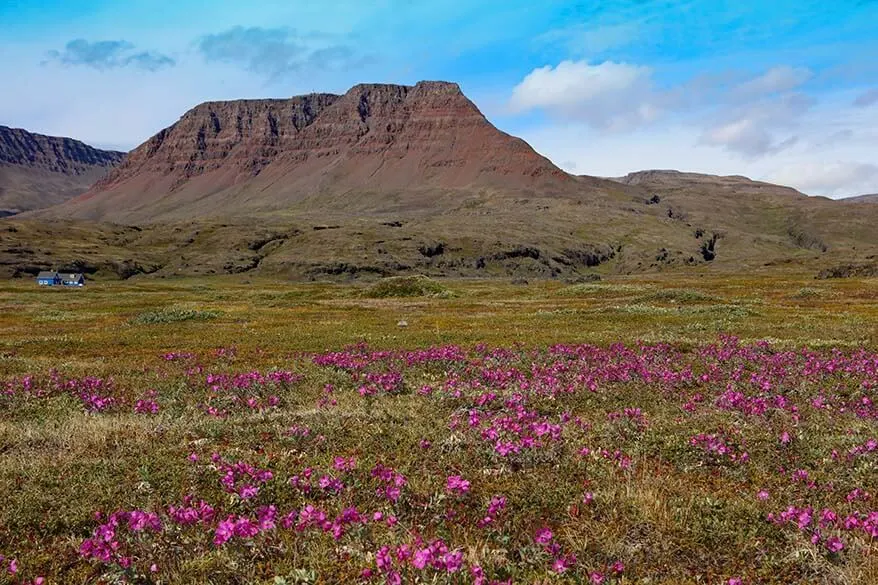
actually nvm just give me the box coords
[842,193,878,203]
[0,126,124,216]
[612,169,808,199]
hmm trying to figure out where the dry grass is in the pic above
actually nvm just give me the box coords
[0,272,877,584]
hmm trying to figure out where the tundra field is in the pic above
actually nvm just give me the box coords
[0,273,877,585]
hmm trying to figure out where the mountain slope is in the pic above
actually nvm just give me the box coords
[608,169,878,263]
[50,81,579,223]
[0,126,124,215]
[842,193,878,203]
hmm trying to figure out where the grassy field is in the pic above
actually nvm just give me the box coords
[1,273,876,584]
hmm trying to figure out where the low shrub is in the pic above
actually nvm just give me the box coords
[362,275,453,298]
[131,307,222,324]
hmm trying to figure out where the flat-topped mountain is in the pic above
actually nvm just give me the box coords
[50,81,579,223]
[0,126,124,216]
[612,170,810,200]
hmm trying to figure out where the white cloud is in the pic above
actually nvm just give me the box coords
[509,60,655,130]
[698,93,813,157]
[732,66,812,99]
[536,23,641,56]
[508,61,821,139]
[700,118,797,158]
[768,162,878,197]
[854,88,878,107]
[507,89,878,198]
[510,60,650,111]
[816,128,855,146]
[0,55,256,149]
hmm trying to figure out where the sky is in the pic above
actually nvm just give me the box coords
[2,0,878,197]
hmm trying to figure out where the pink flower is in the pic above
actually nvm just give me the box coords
[234,517,260,538]
[472,565,486,585]
[238,484,259,499]
[214,518,235,546]
[441,550,464,573]
[757,490,770,501]
[376,546,393,572]
[825,536,844,553]
[590,571,605,584]
[134,398,159,414]
[333,456,356,471]
[412,548,431,569]
[446,475,471,495]
[534,526,553,545]
[728,579,743,585]
[552,554,576,573]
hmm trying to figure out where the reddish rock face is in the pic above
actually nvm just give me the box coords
[96,93,340,191]
[72,81,574,221]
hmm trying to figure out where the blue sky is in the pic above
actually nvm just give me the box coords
[2,0,878,196]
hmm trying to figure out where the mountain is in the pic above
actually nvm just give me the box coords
[0,126,124,216]
[8,85,878,281]
[46,81,578,223]
[613,170,808,199]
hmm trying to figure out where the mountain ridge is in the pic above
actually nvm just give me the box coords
[0,125,124,215]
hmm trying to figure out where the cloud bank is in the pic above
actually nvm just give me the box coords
[197,26,367,81]
[46,39,175,72]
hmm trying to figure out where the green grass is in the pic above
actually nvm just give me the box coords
[638,288,720,303]
[788,286,824,299]
[555,283,649,297]
[0,274,876,366]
